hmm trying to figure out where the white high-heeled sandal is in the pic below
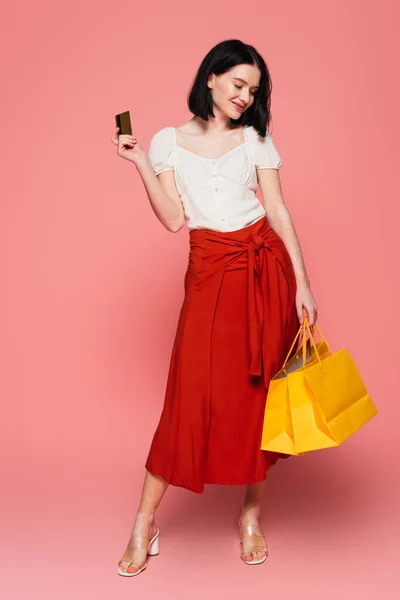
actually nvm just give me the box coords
[117,527,160,577]
[238,521,268,565]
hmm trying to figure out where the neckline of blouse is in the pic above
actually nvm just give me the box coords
[171,125,250,162]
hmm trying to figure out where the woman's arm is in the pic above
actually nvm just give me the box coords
[135,155,185,233]
[257,169,318,324]
[111,127,185,233]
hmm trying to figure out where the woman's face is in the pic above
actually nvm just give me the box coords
[207,64,261,119]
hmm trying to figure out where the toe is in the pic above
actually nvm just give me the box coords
[119,559,141,574]
[119,560,130,572]
[127,563,140,574]
[242,553,253,563]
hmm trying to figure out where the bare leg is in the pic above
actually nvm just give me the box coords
[118,470,169,574]
[238,480,268,563]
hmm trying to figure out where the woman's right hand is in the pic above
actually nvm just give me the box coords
[111,127,147,166]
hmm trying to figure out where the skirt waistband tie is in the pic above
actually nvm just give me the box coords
[247,234,273,379]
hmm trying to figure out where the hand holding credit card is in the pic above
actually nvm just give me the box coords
[111,110,145,165]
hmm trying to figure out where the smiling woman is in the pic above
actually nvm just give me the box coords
[112,37,318,577]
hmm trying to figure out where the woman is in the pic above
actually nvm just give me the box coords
[111,39,318,576]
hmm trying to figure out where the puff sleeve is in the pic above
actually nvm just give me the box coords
[148,127,175,175]
[251,128,282,169]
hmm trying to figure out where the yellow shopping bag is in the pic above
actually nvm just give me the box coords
[260,320,329,456]
[261,317,378,455]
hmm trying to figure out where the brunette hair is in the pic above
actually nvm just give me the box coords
[187,39,274,137]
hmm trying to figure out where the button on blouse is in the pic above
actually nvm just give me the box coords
[148,124,282,232]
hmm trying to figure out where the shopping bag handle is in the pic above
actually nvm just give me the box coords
[303,320,322,366]
[281,317,334,372]
[281,320,306,372]
[305,318,334,361]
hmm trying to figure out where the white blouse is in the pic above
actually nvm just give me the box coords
[148,124,282,232]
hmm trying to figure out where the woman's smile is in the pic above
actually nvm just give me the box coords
[231,100,245,111]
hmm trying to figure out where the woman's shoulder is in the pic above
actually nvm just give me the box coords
[149,126,175,145]
[148,127,176,174]
[245,124,272,141]
[245,125,282,169]
[173,119,199,134]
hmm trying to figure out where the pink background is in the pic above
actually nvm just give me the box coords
[1,1,399,598]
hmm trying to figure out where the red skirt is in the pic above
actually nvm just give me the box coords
[145,215,300,493]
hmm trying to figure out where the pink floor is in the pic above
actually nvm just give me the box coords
[3,432,397,600]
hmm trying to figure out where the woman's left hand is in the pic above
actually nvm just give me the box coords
[295,283,318,325]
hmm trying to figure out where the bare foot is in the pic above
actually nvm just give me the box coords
[118,511,158,575]
[238,507,268,564]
